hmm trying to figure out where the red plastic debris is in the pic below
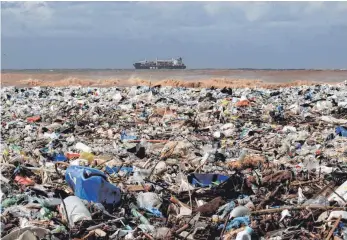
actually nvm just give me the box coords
[15,175,35,186]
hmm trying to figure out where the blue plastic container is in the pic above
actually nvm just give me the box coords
[188,173,229,187]
[120,130,137,141]
[65,166,121,206]
[105,166,133,176]
[336,126,347,137]
[53,153,68,162]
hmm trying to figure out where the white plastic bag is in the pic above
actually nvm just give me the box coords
[75,142,92,153]
[136,192,162,209]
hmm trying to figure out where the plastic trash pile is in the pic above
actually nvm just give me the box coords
[1,82,347,240]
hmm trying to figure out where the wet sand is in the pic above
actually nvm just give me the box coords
[1,69,347,89]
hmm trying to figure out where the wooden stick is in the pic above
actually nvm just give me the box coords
[251,206,346,215]
[256,184,282,210]
[290,179,321,186]
[325,215,342,240]
[128,140,168,143]
[175,224,189,234]
[220,215,229,238]
[86,217,124,231]
[143,232,154,240]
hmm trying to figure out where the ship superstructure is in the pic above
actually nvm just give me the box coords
[133,57,186,69]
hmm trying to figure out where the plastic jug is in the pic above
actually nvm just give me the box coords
[65,166,121,207]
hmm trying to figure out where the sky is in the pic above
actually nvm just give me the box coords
[1,1,347,69]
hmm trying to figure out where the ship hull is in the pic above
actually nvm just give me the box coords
[134,64,186,70]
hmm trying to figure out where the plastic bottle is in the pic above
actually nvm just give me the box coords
[130,207,150,225]
[235,226,253,240]
[60,196,92,227]
[39,207,53,220]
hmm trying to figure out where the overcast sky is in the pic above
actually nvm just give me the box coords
[1,1,347,69]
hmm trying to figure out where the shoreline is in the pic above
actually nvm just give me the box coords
[1,69,346,89]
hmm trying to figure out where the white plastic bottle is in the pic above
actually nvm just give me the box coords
[235,226,253,240]
[60,196,92,227]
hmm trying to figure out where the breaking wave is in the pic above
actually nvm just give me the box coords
[3,76,318,89]
[1,70,345,89]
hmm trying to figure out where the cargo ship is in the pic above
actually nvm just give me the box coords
[133,57,186,69]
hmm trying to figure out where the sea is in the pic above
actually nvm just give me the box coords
[1,69,347,88]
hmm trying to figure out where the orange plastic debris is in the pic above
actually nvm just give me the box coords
[235,100,250,107]
[27,116,41,123]
[66,152,80,159]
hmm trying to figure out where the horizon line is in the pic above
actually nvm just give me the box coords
[2,68,347,71]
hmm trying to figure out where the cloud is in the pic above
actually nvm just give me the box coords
[2,2,53,28]
[2,1,347,39]
[1,2,347,69]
